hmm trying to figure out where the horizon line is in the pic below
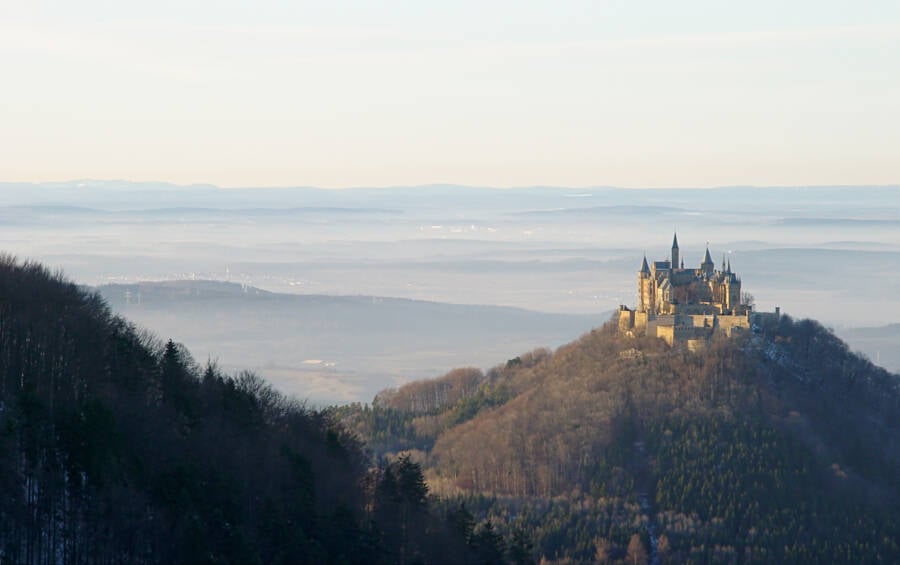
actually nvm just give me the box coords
[2,179,900,192]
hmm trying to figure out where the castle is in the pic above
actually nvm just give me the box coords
[618,234,752,349]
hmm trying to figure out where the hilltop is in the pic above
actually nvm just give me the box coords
[340,313,900,562]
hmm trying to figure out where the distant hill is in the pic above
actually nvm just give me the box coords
[836,323,900,373]
[340,314,900,562]
[512,205,684,216]
[95,280,601,403]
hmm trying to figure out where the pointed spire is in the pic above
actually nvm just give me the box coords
[727,258,731,273]
[700,246,714,274]
[640,254,650,274]
[681,258,684,269]
[671,232,680,268]
[722,254,726,271]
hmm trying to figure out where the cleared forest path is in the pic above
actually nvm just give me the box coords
[633,440,660,565]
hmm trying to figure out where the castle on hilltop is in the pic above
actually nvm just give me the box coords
[618,234,752,349]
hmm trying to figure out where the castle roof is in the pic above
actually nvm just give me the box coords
[640,255,650,273]
[702,247,714,265]
[672,232,679,249]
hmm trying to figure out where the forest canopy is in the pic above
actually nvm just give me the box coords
[0,256,500,564]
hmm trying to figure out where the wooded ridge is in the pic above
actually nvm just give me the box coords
[339,310,900,562]
[0,256,513,564]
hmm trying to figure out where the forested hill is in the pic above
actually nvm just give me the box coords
[0,256,502,564]
[340,313,900,563]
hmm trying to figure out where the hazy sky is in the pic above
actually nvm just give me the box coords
[2,1,899,188]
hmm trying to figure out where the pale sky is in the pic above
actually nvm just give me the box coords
[2,1,899,188]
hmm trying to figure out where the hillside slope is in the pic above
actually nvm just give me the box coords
[0,256,490,564]
[342,315,900,562]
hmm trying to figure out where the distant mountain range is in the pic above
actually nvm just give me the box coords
[3,180,898,216]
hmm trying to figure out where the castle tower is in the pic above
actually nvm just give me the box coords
[701,246,714,275]
[723,277,732,310]
[728,273,741,312]
[671,232,680,270]
[638,255,653,312]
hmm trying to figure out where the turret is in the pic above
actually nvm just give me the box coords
[671,232,679,270]
[637,254,653,312]
[701,246,714,274]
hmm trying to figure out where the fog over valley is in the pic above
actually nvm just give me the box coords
[2,181,897,402]
[96,280,599,404]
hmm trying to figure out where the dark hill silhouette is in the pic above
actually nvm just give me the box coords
[341,313,900,562]
[0,256,495,564]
